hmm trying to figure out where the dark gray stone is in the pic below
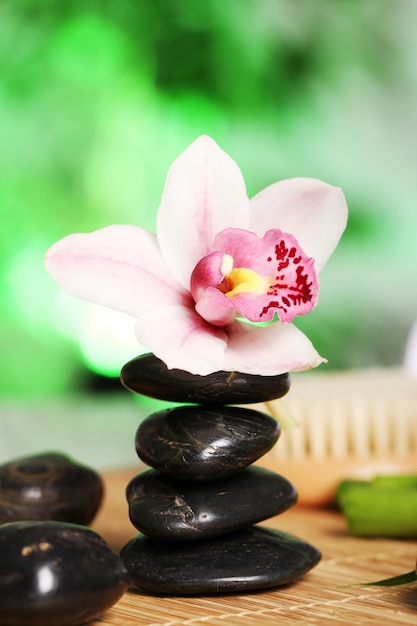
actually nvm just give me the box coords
[120,525,321,595]
[135,405,280,480]
[127,467,297,540]
[0,452,103,525]
[121,353,290,404]
[0,521,130,626]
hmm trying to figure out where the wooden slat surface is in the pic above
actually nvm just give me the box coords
[91,468,417,626]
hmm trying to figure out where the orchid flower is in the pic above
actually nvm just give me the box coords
[45,135,347,376]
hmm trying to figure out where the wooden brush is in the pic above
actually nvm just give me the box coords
[254,368,417,506]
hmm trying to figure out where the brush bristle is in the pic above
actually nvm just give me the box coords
[265,368,417,460]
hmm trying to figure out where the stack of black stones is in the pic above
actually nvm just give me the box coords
[119,353,321,595]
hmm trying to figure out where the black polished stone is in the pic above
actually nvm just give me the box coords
[135,405,280,480]
[0,521,130,626]
[121,353,290,405]
[0,452,103,525]
[121,525,321,595]
[127,467,297,540]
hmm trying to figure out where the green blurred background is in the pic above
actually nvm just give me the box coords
[1,0,417,403]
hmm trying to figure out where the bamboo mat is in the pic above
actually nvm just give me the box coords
[92,468,417,626]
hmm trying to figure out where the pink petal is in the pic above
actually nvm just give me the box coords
[249,177,348,271]
[135,305,228,375]
[190,250,225,301]
[195,228,318,324]
[189,250,236,326]
[195,287,236,326]
[212,228,269,275]
[223,321,326,375]
[157,135,251,290]
[230,229,318,323]
[44,225,191,318]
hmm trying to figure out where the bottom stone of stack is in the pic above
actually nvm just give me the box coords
[120,525,321,595]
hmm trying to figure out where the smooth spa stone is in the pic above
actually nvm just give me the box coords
[0,521,130,626]
[0,452,103,525]
[135,405,280,480]
[126,467,297,540]
[121,353,290,405]
[121,525,321,595]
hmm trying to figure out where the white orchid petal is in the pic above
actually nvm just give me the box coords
[136,305,228,375]
[249,177,348,271]
[223,321,326,375]
[157,135,251,289]
[45,225,190,318]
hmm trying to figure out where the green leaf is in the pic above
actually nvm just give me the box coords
[336,477,417,537]
[359,570,417,587]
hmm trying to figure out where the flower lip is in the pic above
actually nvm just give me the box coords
[190,226,319,326]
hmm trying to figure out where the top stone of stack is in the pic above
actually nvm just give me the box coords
[120,354,290,405]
